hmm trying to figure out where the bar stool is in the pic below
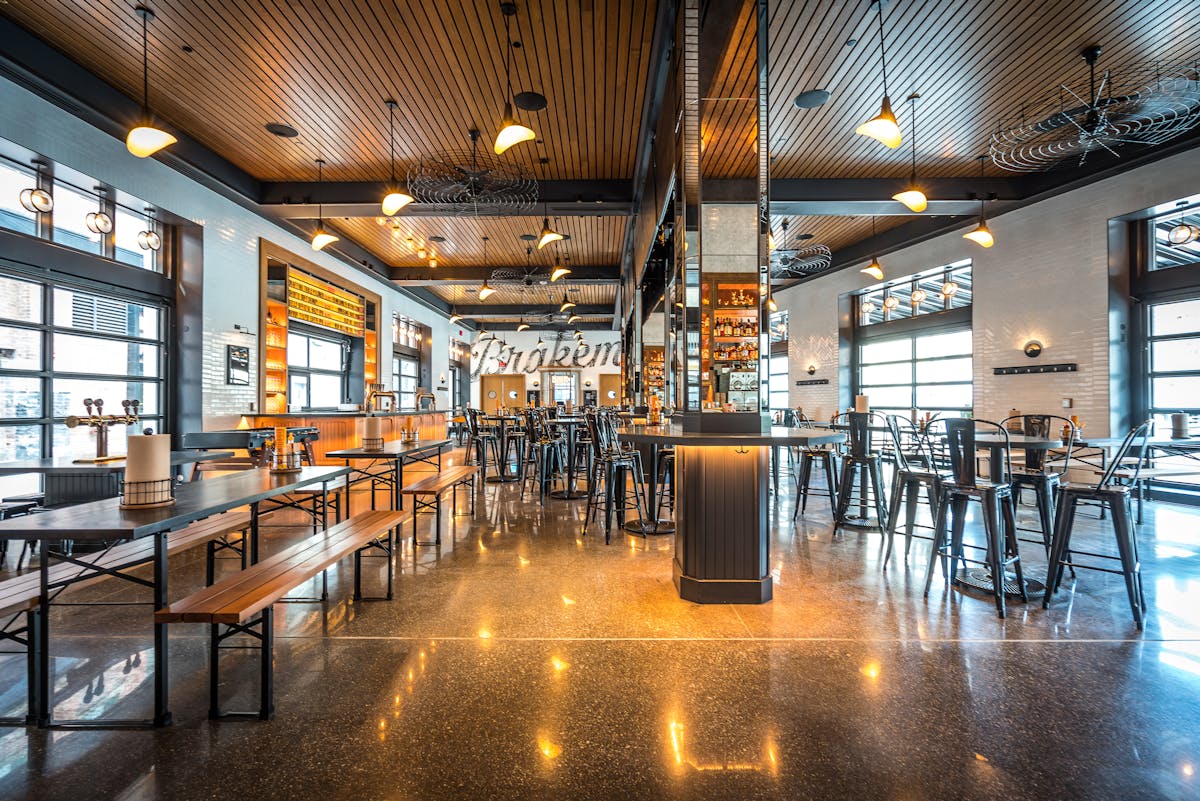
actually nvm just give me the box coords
[503,415,528,479]
[654,447,675,520]
[1043,420,1152,629]
[1002,413,1077,553]
[923,418,1026,619]
[582,411,648,544]
[521,409,566,499]
[882,415,943,567]
[464,408,502,479]
[792,425,840,521]
[832,411,889,532]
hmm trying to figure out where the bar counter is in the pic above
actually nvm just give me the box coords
[249,411,450,464]
[619,424,845,604]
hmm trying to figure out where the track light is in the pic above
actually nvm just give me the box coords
[126,7,176,158]
[85,188,112,235]
[910,288,927,305]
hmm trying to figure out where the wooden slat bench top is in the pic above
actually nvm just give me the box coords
[0,509,261,617]
[156,510,403,626]
[400,465,478,495]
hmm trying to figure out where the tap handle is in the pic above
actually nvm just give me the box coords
[83,398,94,416]
[94,398,104,414]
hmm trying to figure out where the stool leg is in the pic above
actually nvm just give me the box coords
[882,472,904,567]
[1001,494,1027,603]
[823,454,838,511]
[871,460,888,529]
[948,496,968,585]
[1109,496,1143,629]
[981,494,1006,618]
[1035,478,1054,554]
[834,459,854,529]
[924,491,951,598]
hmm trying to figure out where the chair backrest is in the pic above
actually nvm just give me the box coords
[939,417,1011,488]
[834,411,885,458]
[1097,419,1154,489]
[1000,413,1076,473]
[464,408,481,437]
[584,410,607,460]
[884,414,932,472]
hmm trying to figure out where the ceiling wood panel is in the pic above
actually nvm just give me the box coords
[427,283,617,307]
[1,0,655,182]
[332,214,626,268]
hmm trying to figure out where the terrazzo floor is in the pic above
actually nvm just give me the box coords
[1,448,1198,800]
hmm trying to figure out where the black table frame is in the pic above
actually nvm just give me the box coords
[0,466,349,729]
[325,440,450,510]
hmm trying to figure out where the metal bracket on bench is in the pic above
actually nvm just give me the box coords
[209,606,274,721]
[353,528,396,601]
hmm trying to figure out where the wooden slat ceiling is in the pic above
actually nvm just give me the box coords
[772,214,910,255]
[0,0,655,182]
[332,214,625,267]
[428,283,617,307]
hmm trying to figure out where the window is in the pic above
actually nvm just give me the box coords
[287,330,348,410]
[0,159,38,236]
[858,260,972,326]
[544,370,578,405]
[858,328,973,417]
[114,205,160,272]
[393,355,419,409]
[1152,210,1200,272]
[0,271,167,498]
[768,350,789,412]
[52,182,105,256]
[769,309,789,344]
[449,362,465,409]
[1144,298,1200,490]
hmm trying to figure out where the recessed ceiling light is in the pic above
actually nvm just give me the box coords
[793,89,830,109]
[181,44,193,53]
[514,91,548,112]
[796,233,814,240]
[428,235,446,243]
[519,233,538,241]
[265,122,298,138]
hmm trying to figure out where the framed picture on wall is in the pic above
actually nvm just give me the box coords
[226,344,250,386]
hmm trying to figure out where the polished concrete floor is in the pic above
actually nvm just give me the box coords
[1,449,1198,800]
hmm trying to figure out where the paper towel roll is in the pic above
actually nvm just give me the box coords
[363,416,382,440]
[125,434,171,483]
[1171,412,1189,439]
[855,395,869,413]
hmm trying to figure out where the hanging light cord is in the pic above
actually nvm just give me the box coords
[909,96,918,178]
[875,1,890,96]
[388,102,397,185]
[141,9,150,112]
[504,11,514,104]
[317,159,324,223]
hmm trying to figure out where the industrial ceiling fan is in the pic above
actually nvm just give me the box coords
[989,45,1200,172]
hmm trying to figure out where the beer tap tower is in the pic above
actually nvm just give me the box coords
[65,398,140,463]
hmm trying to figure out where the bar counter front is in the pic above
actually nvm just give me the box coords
[619,424,845,605]
[249,410,449,463]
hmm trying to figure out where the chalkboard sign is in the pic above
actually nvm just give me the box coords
[226,344,250,385]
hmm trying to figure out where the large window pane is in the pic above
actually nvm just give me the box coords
[859,385,913,408]
[0,275,43,323]
[0,161,38,236]
[1152,376,1200,411]
[916,330,972,358]
[916,356,973,383]
[916,383,973,409]
[1151,299,1200,337]
[0,424,42,498]
[1152,338,1200,372]
[51,378,159,417]
[0,376,41,418]
[114,205,159,272]
[0,325,42,370]
[52,183,104,255]
[287,333,309,367]
[289,373,309,408]
[860,338,912,364]
[309,373,343,408]
[861,361,912,386]
[53,287,159,339]
[53,333,160,377]
[1152,212,1200,271]
[309,337,343,370]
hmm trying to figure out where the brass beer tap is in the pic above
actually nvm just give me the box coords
[65,397,141,462]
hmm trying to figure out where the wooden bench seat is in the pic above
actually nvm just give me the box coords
[155,509,403,720]
[399,465,478,546]
[0,508,261,725]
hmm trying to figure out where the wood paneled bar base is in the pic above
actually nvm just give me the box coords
[620,425,846,604]
[249,411,449,464]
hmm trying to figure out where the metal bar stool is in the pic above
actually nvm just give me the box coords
[582,411,648,543]
[923,418,1026,619]
[832,411,889,531]
[1002,413,1077,553]
[882,415,944,567]
[521,409,566,499]
[653,447,675,520]
[1043,420,1152,629]
[464,408,502,480]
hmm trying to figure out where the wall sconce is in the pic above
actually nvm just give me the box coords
[439,373,447,384]
[584,380,592,387]
[806,364,816,375]
[1023,340,1043,358]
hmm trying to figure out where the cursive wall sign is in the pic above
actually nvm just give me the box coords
[470,336,621,381]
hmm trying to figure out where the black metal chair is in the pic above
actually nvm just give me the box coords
[1043,420,1152,629]
[923,418,1027,619]
[520,408,566,499]
[882,415,944,567]
[464,408,502,479]
[653,447,675,520]
[792,417,840,520]
[582,411,648,543]
[832,411,889,531]
[1002,413,1076,553]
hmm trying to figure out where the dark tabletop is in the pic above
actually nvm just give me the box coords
[0,450,235,476]
[975,434,1065,449]
[0,466,349,541]
[617,424,846,447]
[325,439,452,459]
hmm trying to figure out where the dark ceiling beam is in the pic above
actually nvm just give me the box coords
[262,180,633,218]
[389,264,620,285]
[481,322,613,332]
[703,177,1024,216]
[450,304,612,317]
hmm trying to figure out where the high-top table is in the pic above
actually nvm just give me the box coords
[0,450,235,507]
[0,465,349,728]
[548,416,588,499]
[618,425,845,604]
[325,439,451,510]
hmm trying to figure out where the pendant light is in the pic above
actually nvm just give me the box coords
[493,2,536,154]
[85,187,113,235]
[19,160,53,213]
[910,287,927,305]
[449,309,463,324]
[861,217,884,280]
[941,270,960,298]
[381,100,414,215]
[550,255,571,282]
[855,1,902,149]
[537,207,563,250]
[126,7,177,158]
[311,158,338,251]
[892,93,927,212]
[1167,220,1200,245]
[535,335,546,350]
[137,207,161,251]
[963,156,996,248]
[516,321,530,332]
[567,313,582,324]
[559,291,576,312]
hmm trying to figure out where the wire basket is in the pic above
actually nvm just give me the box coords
[119,478,176,509]
[270,451,304,474]
[362,437,385,452]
